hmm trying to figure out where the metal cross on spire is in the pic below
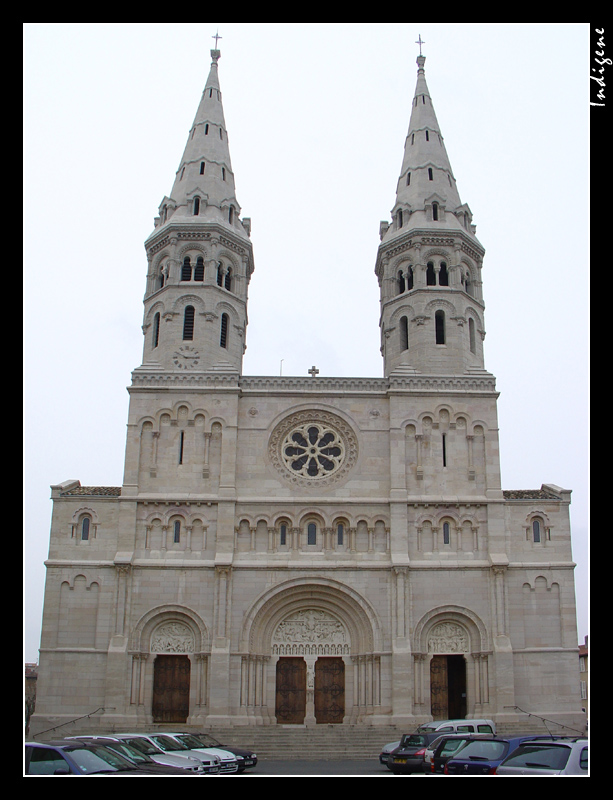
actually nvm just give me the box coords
[415,34,425,56]
[212,30,222,49]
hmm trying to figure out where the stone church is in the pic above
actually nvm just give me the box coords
[30,47,583,735]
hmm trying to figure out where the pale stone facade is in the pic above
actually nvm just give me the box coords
[30,50,583,735]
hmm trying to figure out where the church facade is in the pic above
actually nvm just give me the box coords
[31,49,582,735]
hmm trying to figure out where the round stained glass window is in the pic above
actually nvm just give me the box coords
[281,422,345,479]
[269,411,358,487]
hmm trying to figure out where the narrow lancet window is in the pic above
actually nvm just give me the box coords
[400,316,409,351]
[307,523,317,546]
[183,306,195,340]
[435,310,446,344]
[220,313,229,348]
[194,257,204,281]
[182,257,192,281]
[153,312,160,348]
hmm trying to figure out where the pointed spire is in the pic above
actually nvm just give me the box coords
[381,51,477,244]
[159,46,248,239]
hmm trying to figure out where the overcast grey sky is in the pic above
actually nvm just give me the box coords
[23,23,589,663]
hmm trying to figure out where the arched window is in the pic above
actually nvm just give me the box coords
[194,257,204,281]
[397,270,405,294]
[81,516,91,541]
[220,313,229,348]
[181,257,192,281]
[397,209,403,228]
[443,521,450,545]
[152,312,160,348]
[183,306,195,340]
[228,205,234,225]
[439,262,449,286]
[426,262,436,286]
[337,523,344,546]
[469,318,476,354]
[158,268,165,289]
[432,202,439,221]
[400,316,409,351]
[428,167,433,181]
[435,310,446,344]
[174,520,181,543]
[200,161,205,174]
[280,523,288,546]
[224,268,232,292]
[193,196,200,215]
[307,522,317,546]
[532,519,541,543]
[406,266,414,290]
[217,263,224,287]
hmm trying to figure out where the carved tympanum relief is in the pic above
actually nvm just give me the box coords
[150,621,195,653]
[272,610,350,655]
[427,621,469,653]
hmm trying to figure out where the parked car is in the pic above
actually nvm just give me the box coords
[427,733,496,773]
[154,732,242,773]
[416,718,496,735]
[494,738,588,776]
[25,739,165,776]
[116,732,238,772]
[66,735,218,775]
[191,733,257,771]
[444,735,561,775]
[95,733,217,773]
[388,732,446,774]
[379,738,402,766]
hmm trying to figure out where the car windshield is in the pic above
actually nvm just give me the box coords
[175,734,206,749]
[122,737,160,755]
[192,734,220,747]
[148,735,188,751]
[502,744,571,770]
[66,746,136,774]
[439,738,470,757]
[106,742,149,764]
[454,740,507,761]
[400,734,426,747]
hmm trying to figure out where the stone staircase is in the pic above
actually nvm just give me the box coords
[193,719,584,760]
[194,725,403,761]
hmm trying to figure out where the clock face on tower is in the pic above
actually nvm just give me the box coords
[173,345,200,369]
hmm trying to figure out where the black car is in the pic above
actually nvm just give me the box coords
[25,739,169,776]
[192,732,258,771]
[388,732,444,774]
[65,736,210,775]
[429,733,496,774]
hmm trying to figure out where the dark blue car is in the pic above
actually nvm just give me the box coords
[444,736,563,775]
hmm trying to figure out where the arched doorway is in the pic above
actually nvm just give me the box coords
[413,607,491,721]
[129,606,210,725]
[272,609,349,724]
[240,578,381,724]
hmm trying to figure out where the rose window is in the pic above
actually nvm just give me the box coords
[281,422,346,479]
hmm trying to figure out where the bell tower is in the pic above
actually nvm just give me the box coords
[137,47,254,377]
[376,53,487,378]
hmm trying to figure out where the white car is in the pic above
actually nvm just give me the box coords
[115,733,232,772]
[156,732,243,773]
[68,733,218,773]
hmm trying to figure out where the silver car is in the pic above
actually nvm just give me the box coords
[495,739,588,776]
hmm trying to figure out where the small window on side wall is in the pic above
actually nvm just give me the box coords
[307,522,317,546]
[81,516,91,541]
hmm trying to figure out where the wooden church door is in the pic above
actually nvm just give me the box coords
[152,654,191,723]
